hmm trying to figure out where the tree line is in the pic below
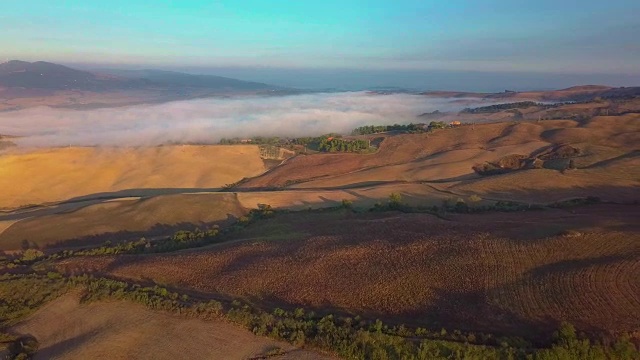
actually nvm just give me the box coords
[317,138,370,153]
[461,101,541,114]
[351,123,429,135]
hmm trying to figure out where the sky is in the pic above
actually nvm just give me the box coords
[1,0,639,89]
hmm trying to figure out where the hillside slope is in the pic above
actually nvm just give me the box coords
[0,193,247,251]
[0,60,281,93]
[12,292,330,360]
[0,61,141,91]
[0,145,265,209]
[56,205,640,340]
[241,116,640,203]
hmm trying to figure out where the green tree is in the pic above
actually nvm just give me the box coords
[389,193,402,205]
[554,322,577,347]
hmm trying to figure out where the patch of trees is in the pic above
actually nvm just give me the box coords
[474,146,581,176]
[473,154,530,175]
[219,134,379,154]
[427,121,447,130]
[317,138,370,153]
[0,274,69,359]
[222,177,250,190]
[538,145,581,160]
[219,136,283,145]
[351,123,428,135]
[549,196,601,208]
[462,101,541,114]
[418,110,445,119]
[368,193,545,216]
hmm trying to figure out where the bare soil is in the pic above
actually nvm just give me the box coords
[56,204,640,341]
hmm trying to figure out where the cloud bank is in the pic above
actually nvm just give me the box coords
[1,92,482,147]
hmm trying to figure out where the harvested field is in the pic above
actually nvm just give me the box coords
[291,142,548,188]
[241,118,639,196]
[451,167,640,204]
[11,292,331,360]
[0,145,265,209]
[237,183,453,210]
[57,204,640,341]
[0,193,247,251]
[241,122,524,188]
[1,115,637,252]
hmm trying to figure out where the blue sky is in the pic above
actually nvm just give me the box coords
[1,0,639,88]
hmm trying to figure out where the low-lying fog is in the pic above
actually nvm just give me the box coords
[1,92,489,147]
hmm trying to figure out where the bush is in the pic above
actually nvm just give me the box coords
[341,199,353,209]
[20,249,44,262]
[389,193,403,206]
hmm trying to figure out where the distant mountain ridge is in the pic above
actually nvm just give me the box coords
[422,84,640,102]
[0,60,131,91]
[97,69,279,91]
[0,60,283,93]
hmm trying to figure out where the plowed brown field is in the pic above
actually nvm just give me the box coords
[57,204,640,340]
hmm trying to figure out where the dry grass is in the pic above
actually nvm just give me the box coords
[57,204,640,339]
[237,183,452,210]
[235,118,639,210]
[1,112,637,252]
[11,292,330,360]
[0,193,247,251]
[241,123,521,188]
[242,118,639,194]
[0,220,17,237]
[0,145,265,209]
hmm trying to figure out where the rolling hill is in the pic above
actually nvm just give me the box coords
[96,68,280,91]
[0,109,638,251]
[0,145,266,209]
[0,60,281,93]
[0,60,145,91]
[0,60,287,109]
[422,85,640,102]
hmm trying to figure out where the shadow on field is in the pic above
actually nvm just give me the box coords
[46,215,239,251]
[31,331,97,359]
[526,254,633,278]
[451,181,640,205]
[418,288,552,343]
[58,187,224,204]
